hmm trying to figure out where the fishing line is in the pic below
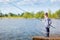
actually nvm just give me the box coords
[8,3,26,12]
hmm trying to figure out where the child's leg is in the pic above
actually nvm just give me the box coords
[46,27,50,37]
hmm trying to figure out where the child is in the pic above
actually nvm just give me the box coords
[44,12,52,37]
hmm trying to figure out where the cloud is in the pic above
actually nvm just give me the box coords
[50,0,60,3]
[0,0,10,2]
[17,0,48,6]
[17,0,32,5]
[0,0,18,3]
[0,0,48,5]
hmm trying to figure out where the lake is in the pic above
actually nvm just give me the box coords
[0,18,60,40]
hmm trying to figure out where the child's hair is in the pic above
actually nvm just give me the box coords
[45,12,48,17]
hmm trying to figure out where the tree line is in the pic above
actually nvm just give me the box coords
[0,9,60,19]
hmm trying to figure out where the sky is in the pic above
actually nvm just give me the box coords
[0,0,60,14]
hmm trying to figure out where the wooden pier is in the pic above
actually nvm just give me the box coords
[33,36,60,40]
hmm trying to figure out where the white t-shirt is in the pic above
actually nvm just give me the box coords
[43,18,52,28]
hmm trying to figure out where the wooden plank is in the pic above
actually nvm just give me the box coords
[33,36,60,40]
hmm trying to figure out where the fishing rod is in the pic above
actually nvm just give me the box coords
[34,27,46,36]
[8,2,45,35]
[50,25,56,29]
[37,18,56,29]
[8,3,46,36]
[9,3,26,12]
[8,2,59,36]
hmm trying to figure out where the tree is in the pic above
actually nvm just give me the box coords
[51,13,57,18]
[22,12,33,18]
[48,10,52,18]
[18,13,21,17]
[55,9,60,18]
[4,14,8,17]
[0,10,3,17]
[40,11,44,18]
[8,13,17,17]
[34,12,41,18]
[20,13,24,17]
[34,11,44,19]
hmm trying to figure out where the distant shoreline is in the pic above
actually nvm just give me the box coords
[0,17,60,20]
[0,17,60,19]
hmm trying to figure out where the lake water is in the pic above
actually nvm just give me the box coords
[0,18,60,40]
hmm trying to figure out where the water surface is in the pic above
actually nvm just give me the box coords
[0,18,60,40]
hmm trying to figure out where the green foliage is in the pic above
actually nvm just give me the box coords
[0,9,60,19]
[34,12,41,18]
[48,10,52,18]
[34,11,44,19]
[22,12,34,18]
[51,13,58,18]
[4,14,8,17]
[8,13,17,17]
[55,9,60,18]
